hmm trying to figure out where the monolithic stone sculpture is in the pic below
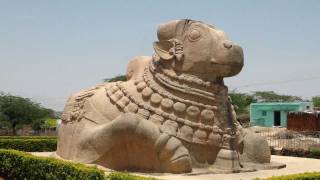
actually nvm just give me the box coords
[57,19,284,173]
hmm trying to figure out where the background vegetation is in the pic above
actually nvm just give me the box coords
[0,136,57,152]
[104,75,127,83]
[312,96,320,108]
[0,93,56,135]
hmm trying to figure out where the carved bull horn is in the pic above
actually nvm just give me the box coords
[153,19,191,61]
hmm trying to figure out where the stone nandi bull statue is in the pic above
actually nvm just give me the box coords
[57,19,284,173]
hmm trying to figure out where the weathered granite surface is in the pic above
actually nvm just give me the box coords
[57,19,284,173]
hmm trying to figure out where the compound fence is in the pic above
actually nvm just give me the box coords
[254,127,320,150]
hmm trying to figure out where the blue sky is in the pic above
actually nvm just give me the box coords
[0,0,319,111]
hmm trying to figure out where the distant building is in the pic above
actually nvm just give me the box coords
[250,102,313,127]
[287,111,320,131]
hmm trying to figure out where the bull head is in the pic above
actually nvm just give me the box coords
[153,19,244,80]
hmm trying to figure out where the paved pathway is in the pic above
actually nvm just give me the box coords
[135,156,320,180]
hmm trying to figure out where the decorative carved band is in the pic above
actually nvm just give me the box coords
[105,82,235,147]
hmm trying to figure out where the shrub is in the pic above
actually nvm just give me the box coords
[280,148,310,157]
[108,172,156,180]
[0,149,157,180]
[0,136,56,139]
[310,147,320,158]
[270,147,320,159]
[0,149,105,180]
[0,138,57,151]
[254,172,320,180]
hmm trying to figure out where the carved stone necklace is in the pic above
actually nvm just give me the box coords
[105,81,233,147]
[152,55,223,88]
[136,69,217,111]
[134,58,228,111]
[149,57,227,101]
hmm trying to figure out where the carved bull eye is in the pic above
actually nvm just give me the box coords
[188,29,201,42]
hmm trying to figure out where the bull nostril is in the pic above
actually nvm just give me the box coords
[223,42,233,49]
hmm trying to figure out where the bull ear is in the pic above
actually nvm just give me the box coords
[153,41,174,60]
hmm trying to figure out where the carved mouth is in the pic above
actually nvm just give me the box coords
[210,61,242,67]
[210,58,243,66]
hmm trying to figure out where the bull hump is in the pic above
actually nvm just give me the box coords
[126,56,152,81]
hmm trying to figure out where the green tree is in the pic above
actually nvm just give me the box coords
[312,96,320,107]
[0,93,54,135]
[103,75,127,82]
[31,118,44,134]
[253,91,303,102]
[229,91,256,114]
[228,91,305,114]
[0,112,10,129]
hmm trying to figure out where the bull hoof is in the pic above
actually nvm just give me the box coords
[156,133,192,173]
